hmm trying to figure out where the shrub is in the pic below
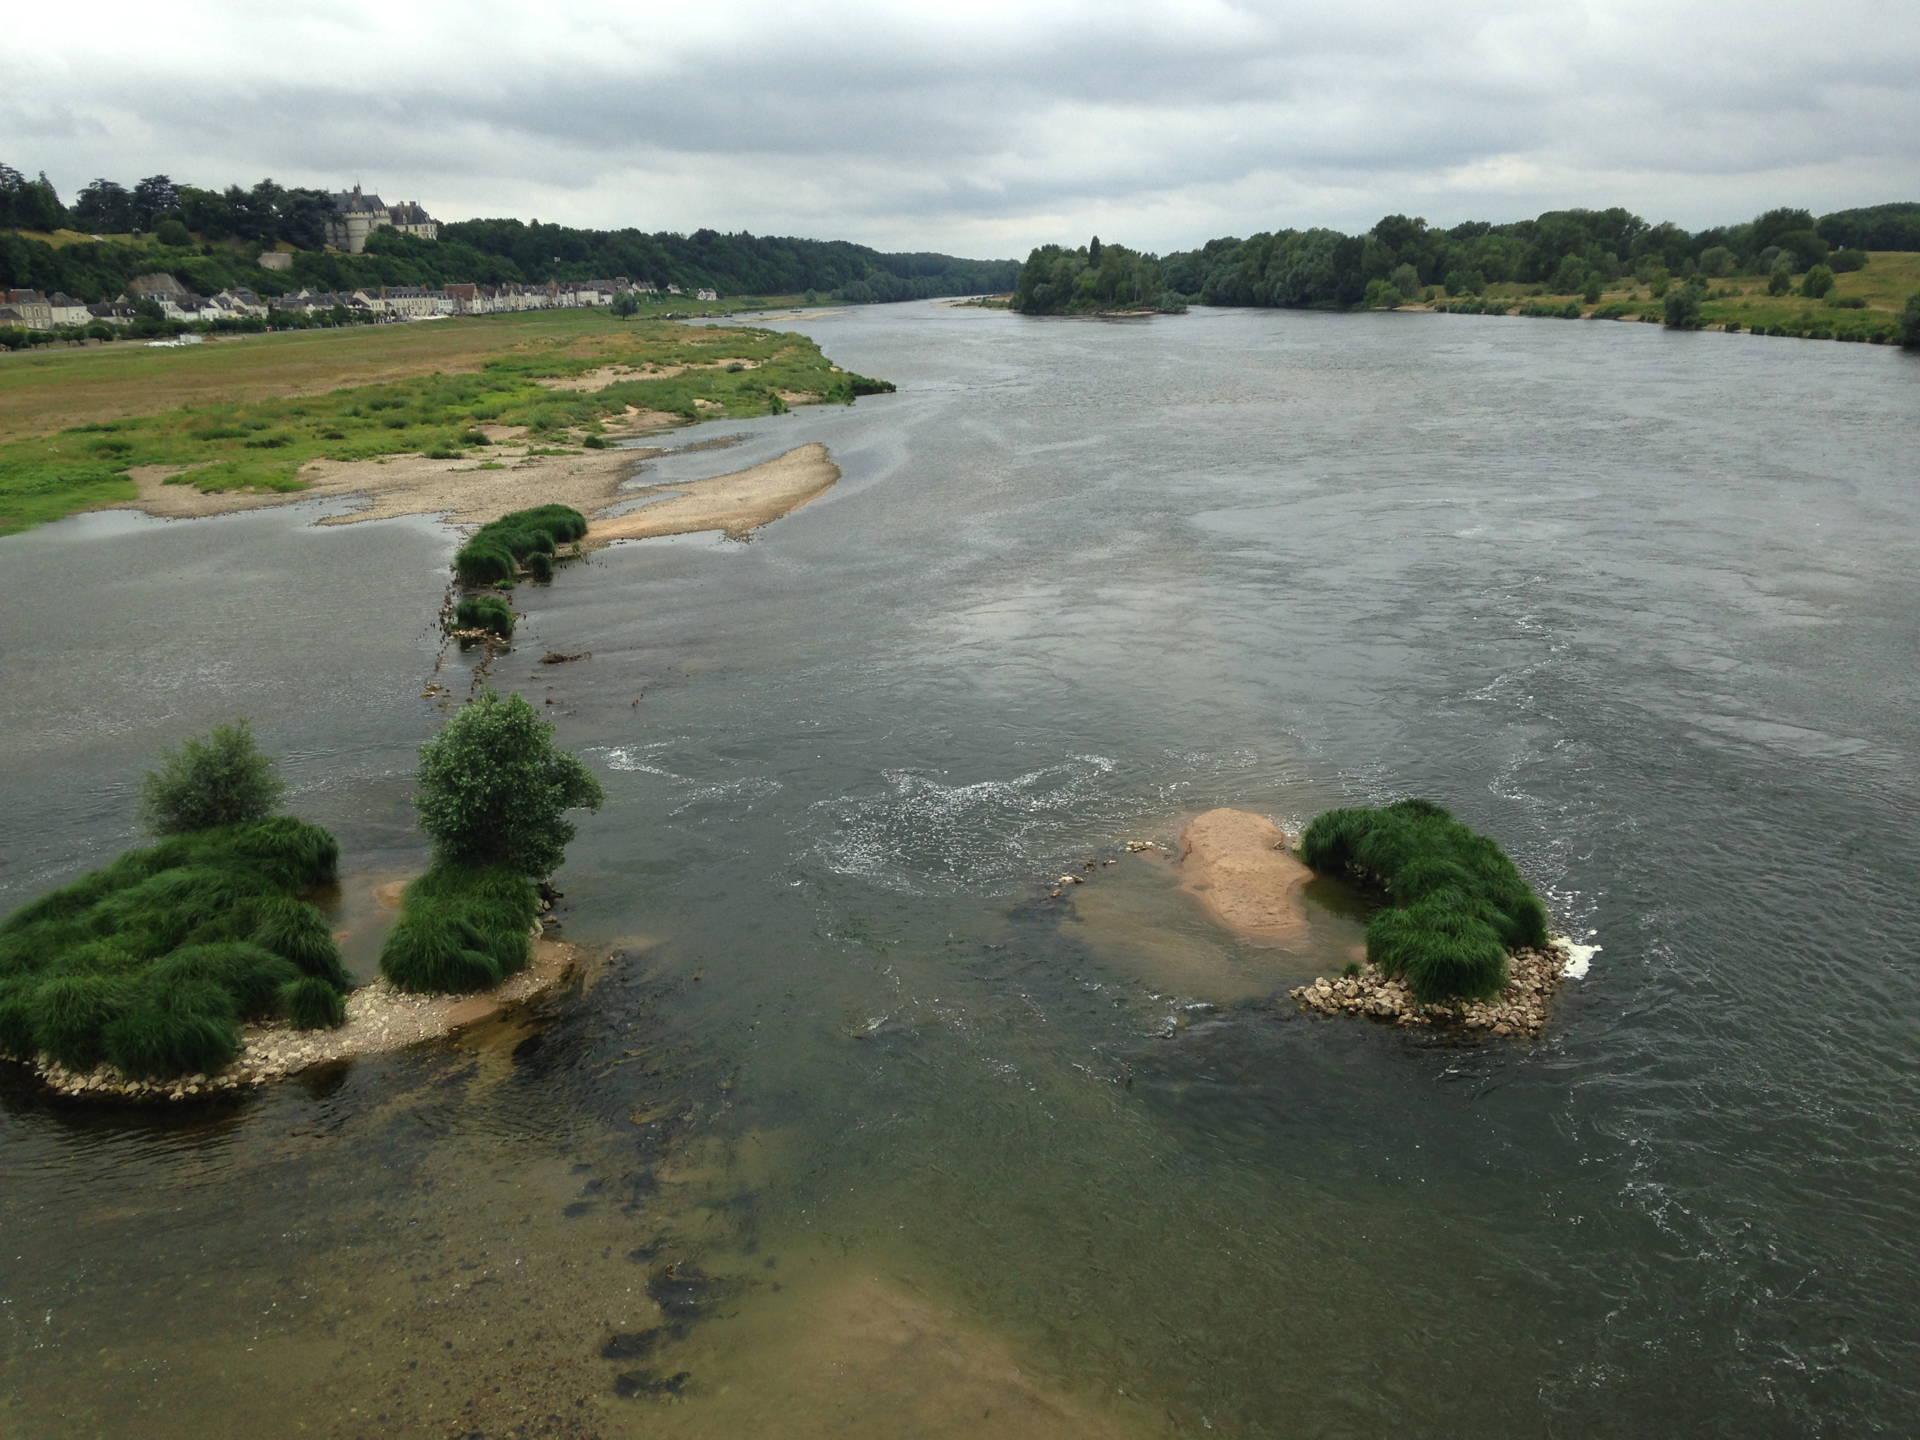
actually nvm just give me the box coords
[279,975,347,1029]
[148,943,300,1020]
[1801,264,1835,299]
[1899,293,1920,349]
[414,692,603,878]
[524,550,555,583]
[1768,261,1794,296]
[461,428,490,446]
[454,594,515,639]
[1829,248,1869,273]
[582,434,609,449]
[1299,799,1548,1001]
[1663,284,1704,329]
[1582,277,1602,304]
[139,721,283,835]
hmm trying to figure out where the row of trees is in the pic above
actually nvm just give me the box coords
[1013,203,1920,317]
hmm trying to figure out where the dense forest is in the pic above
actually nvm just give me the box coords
[0,165,1019,304]
[1014,202,1920,314]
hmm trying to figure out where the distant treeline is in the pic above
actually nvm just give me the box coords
[1013,202,1920,314]
[0,164,1019,304]
[1011,237,1186,314]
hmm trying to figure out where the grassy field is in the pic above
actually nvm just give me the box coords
[0,309,885,535]
[1433,250,1919,341]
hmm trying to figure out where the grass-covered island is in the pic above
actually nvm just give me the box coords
[0,724,351,1088]
[444,503,592,646]
[0,697,604,1101]
[1289,798,1568,1035]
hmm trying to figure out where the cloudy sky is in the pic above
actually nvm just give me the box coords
[8,1,1916,257]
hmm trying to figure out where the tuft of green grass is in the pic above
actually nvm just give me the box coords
[453,503,589,585]
[279,975,347,1030]
[453,594,515,639]
[379,863,538,994]
[1299,798,1546,1002]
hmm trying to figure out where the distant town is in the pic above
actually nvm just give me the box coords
[0,183,718,335]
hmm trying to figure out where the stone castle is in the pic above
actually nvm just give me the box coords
[325,185,439,253]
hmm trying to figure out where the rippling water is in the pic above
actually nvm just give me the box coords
[2,305,1916,1437]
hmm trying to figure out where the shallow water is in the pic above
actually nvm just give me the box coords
[3,305,1917,1437]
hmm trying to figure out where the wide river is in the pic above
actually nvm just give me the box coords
[2,304,1916,1438]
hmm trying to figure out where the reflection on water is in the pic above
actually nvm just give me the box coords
[4,304,1920,1437]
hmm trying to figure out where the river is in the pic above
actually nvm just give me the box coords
[2,303,1916,1438]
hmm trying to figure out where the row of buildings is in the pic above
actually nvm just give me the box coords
[1,275,721,331]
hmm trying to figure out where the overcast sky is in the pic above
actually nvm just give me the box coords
[8,1,1916,257]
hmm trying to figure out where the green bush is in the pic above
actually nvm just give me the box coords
[1899,294,1920,349]
[379,862,538,993]
[524,550,555,583]
[454,594,515,639]
[582,434,609,449]
[1298,799,1548,1002]
[139,721,283,835]
[250,895,352,986]
[1663,284,1704,329]
[102,984,240,1078]
[413,691,604,878]
[1801,264,1836,299]
[29,974,135,1070]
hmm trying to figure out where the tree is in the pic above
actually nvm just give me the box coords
[1899,293,1920,349]
[72,178,133,233]
[1088,235,1102,267]
[1582,276,1603,304]
[130,174,179,230]
[140,721,284,835]
[413,691,604,878]
[155,217,191,247]
[1768,260,1794,295]
[1389,262,1421,299]
[1663,282,1704,329]
[610,290,639,318]
[1828,248,1868,274]
[1800,264,1835,299]
[1698,245,1734,277]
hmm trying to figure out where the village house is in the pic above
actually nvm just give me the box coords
[4,289,53,329]
[696,288,718,302]
[48,292,91,326]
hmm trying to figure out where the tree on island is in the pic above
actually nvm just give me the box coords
[140,720,283,835]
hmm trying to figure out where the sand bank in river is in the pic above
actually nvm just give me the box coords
[587,441,838,545]
[26,935,578,1102]
[119,435,839,546]
[1175,807,1316,942]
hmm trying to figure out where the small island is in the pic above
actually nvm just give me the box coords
[1010,236,1186,316]
[1287,798,1571,1035]
[0,693,604,1101]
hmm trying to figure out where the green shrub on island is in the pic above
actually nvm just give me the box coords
[452,504,589,585]
[1299,799,1548,1003]
[412,691,604,878]
[139,720,282,835]
[454,594,515,639]
[378,693,601,993]
[0,734,352,1077]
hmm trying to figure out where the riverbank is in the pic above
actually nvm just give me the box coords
[21,932,577,1101]
[0,312,889,535]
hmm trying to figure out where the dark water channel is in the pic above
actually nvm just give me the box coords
[2,303,1916,1437]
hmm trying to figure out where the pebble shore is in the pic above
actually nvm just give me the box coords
[1289,940,1574,1036]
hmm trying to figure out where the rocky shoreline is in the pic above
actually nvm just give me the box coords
[1289,939,1576,1037]
[10,933,576,1102]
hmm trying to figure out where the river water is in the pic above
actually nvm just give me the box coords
[2,304,1916,1438]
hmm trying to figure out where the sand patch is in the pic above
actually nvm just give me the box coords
[641,1269,1142,1439]
[538,358,761,391]
[587,442,839,545]
[1176,808,1315,943]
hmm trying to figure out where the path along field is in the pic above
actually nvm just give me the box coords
[0,310,886,535]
